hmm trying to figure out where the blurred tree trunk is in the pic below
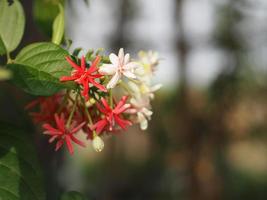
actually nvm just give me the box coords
[174,0,222,199]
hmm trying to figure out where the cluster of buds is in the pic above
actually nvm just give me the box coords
[26,48,161,154]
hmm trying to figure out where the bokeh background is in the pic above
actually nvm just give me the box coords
[2,0,267,199]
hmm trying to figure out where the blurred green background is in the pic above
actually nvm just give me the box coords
[2,0,267,199]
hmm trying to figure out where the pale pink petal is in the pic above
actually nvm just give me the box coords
[107,72,121,89]
[150,84,162,92]
[123,71,136,79]
[142,107,153,117]
[137,112,148,130]
[118,48,124,61]
[124,53,130,64]
[109,54,119,66]
[124,62,139,70]
[99,64,117,75]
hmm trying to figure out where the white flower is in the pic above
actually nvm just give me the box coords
[138,51,159,75]
[99,48,139,89]
[92,135,104,152]
[128,81,162,99]
[128,97,153,130]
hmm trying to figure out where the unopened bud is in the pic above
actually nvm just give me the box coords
[92,135,104,152]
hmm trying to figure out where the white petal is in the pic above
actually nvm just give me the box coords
[124,62,139,70]
[118,48,124,61]
[142,107,153,117]
[109,53,119,66]
[99,64,117,75]
[107,72,121,89]
[123,71,136,79]
[124,53,130,64]
[137,112,148,130]
[150,83,162,92]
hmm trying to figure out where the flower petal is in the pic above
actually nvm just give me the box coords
[124,62,139,70]
[137,112,148,130]
[107,72,121,89]
[118,48,124,61]
[123,71,136,79]
[70,135,86,147]
[124,53,130,64]
[109,53,119,66]
[65,135,74,155]
[99,64,117,75]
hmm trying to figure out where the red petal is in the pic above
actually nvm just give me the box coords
[55,140,64,151]
[60,76,78,82]
[65,135,74,155]
[43,124,61,135]
[89,78,107,92]
[65,56,81,70]
[96,103,109,114]
[101,98,111,111]
[87,56,101,74]
[70,122,86,134]
[81,56,86,70]
[92,119,108,134]
[114,96,128,111]
[70,135,86,147]
[114,115,132,130]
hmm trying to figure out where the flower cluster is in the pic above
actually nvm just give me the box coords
[26,48,161,154]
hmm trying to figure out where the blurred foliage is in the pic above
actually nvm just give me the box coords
[33,0,65,38]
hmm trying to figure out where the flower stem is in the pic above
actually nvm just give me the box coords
[81,94,98,137]
[57,90,69,113]
[81,95,93,125]
[66,91,78,128]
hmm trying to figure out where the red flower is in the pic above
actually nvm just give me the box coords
[60,56,107,100]
[25,94,62,123]
[42,114,86,155]
[92,96,132,134]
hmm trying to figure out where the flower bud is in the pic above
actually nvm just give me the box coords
[92,135,104,152]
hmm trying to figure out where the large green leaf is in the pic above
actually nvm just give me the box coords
[0,122,45,200]
[0,0,25,54]
[52,4,65,45]
[60,191,87,200]
[7,42,74,96]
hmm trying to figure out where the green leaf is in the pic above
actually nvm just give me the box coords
[7,42,74,96]
[0,122,45,200]
[52,4,65,45]
[0,36,6,55]
[60,191,87,200]
[33,0,65,37]
[0,0,25,54]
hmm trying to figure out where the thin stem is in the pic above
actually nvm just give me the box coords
[81,95,93,125]
[57,90,69,113]
[66,91,78,128]
[81,94,98,137]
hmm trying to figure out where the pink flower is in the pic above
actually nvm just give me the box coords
[42,114,86,155]
[25,94,62,123]
[60,56,107,100]
[92,96,132,134]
